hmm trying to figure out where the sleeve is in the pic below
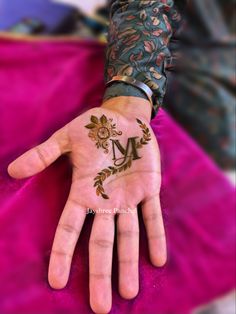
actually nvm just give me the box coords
[103,0,174,115]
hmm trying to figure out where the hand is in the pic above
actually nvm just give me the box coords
[8,97,166,314]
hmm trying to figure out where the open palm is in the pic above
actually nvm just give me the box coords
[8,106,166,314]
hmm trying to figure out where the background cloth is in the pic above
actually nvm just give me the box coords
[0,37,235,314]
[164,0,236,169]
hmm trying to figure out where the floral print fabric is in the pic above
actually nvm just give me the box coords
[104,0,236,168]
[104,0,174,113]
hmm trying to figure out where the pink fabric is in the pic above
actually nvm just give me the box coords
[0,37,235,314]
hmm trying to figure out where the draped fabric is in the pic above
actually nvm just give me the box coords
[0,37,235,314]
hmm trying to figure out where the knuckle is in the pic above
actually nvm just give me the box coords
[118,230,139,238]
[69,198,80,206]
[68,199,86,213]
[58,223,79,235]
[148,232,166,240]
[51,249,72,258]
[96,214,114,221]
[119,259,138,264]
[35,146,48,167]
[118,217,139,238]
[90,238,113,248]
[53,129,69,152]
[143,192,160,205]
[90,273,111,279]
[143,212,159,222]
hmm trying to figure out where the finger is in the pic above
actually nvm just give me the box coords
[48,186,86,289]
[117,207,139,299]
[8,129,69,179]
[89,213,115,314]
[142,195,167,267]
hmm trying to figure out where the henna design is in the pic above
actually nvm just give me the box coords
[135,118,152,148]
[85,114,122,154]
[92,119,151,199]
[94,156,133,200]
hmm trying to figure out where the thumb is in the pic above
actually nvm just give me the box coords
[8,129,69,179]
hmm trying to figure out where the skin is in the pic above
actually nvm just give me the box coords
[8,96,166,314]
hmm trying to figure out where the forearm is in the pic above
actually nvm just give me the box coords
[103,0,174,114]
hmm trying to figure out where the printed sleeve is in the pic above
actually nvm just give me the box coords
[104,0,174,113]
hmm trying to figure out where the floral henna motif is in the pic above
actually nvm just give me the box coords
[92,118,151,199]
[85,114,122,154]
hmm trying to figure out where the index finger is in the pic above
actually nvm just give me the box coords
[48,182,87,289]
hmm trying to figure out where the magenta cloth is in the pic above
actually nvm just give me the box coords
[0,37,235,314]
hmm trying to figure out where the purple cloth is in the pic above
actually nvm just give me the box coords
[0,0,76,33]
[0,37,235,314]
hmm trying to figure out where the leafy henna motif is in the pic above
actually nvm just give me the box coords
[135,119,152,148]
[93,156,133,200]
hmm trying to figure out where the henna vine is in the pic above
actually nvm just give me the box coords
[135,119,152,148]
[85,114,122,154]
[90,118,151,199]
[93,156,133,199]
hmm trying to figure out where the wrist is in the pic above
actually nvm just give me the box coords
[101,96,152,122]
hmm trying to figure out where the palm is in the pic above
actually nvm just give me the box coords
[8,107,165,314]
[68,108,161,209]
